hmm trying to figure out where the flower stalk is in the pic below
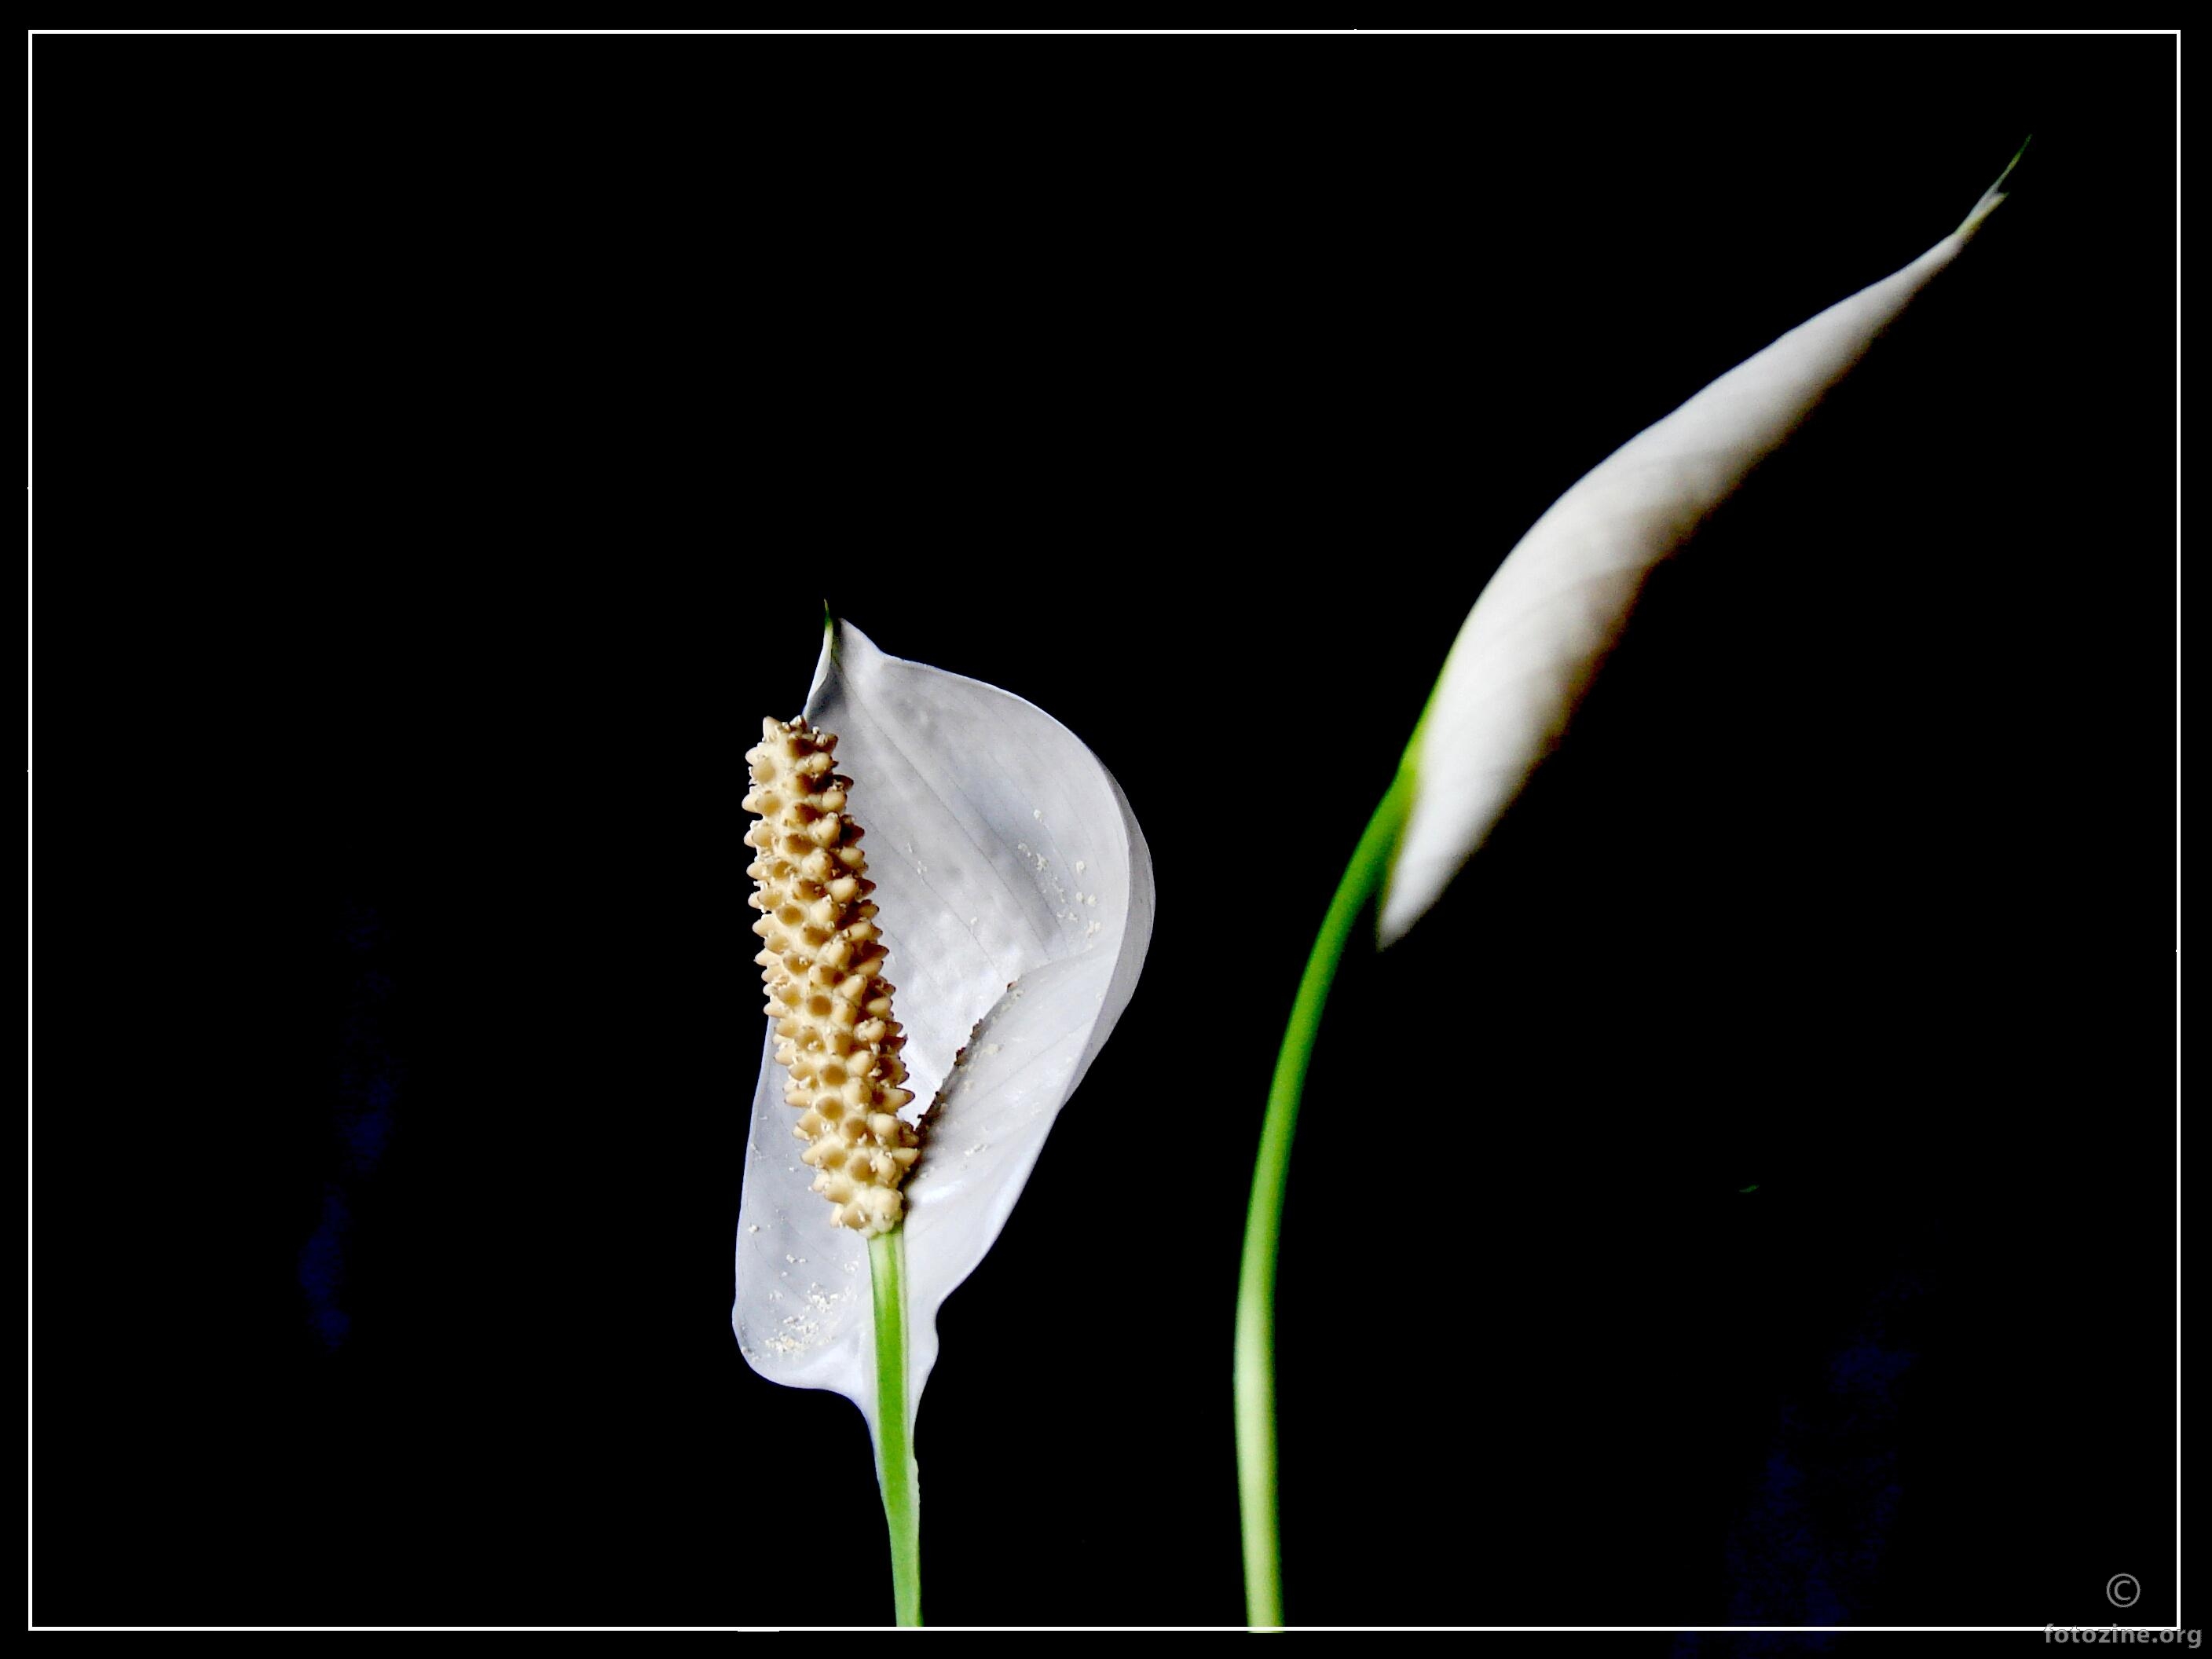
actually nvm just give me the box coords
[1236,731,1423,1632]
[870,1229,922,1627]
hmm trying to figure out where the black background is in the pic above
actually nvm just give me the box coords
[34,31,2176,1632]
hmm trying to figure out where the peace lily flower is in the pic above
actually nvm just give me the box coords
[734,617,1155,1627]
[1234,152,2023,1627]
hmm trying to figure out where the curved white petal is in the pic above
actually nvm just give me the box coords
[1379,169,2015,947]
[734,620,1155,1441]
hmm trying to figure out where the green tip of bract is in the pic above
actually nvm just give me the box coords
[1957,135,2029,240]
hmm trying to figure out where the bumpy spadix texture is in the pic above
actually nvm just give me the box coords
[734,621,1155,1446]
[744,716,921,1237]
[1378,166,2016,946]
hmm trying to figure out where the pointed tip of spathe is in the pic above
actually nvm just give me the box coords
[1956,135,2030,240]
[805,607,851,714]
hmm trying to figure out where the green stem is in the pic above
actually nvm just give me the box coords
[870,1226,922,1628]
[1234,762,1417,1628]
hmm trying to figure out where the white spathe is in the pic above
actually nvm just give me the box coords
[1379,169,2015,947]
[734,619,1155,1442]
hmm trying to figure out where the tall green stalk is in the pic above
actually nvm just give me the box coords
[870,1228,922,1627]
[1234,727,1425,1628]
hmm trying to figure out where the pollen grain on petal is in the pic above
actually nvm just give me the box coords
[745,716,921,1237]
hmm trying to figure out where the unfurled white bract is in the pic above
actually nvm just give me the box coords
[734,619,1155,1446]
[1377,163,2018,947]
